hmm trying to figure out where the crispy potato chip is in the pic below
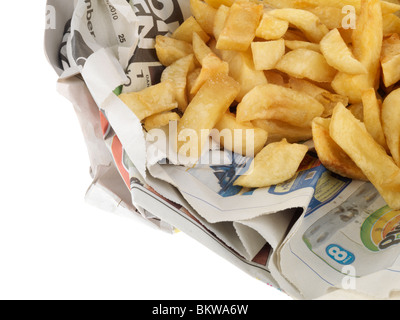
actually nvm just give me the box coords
[213,5,230,40]
[190,53,229,95]
[285,40,320,52]
[276,49,337,83]
[268,8,329,43]
[361,88,388,150]
[320,29,367,75]
[288,78,349,118]
[381,33,400,87]
[144,112,181,131]
[330,103,400,210]
[172,16,210,44]
[306,6,344,30]
[236,84,324,127]
[177,73,240,158]
[234,139,309,188]
[155,35,193,67]
[312,117,367,181]
[253,119,313,143]
[255,14,289,41]
[251,40,285,71]
[161,54,195,112]
[331,0,383,103]
[382,88,400,167]
[192,32,214,65]
[187,68,201,102]
[383,13,400,36]
[226,49,268,101]
[217,2,263,51]
[119,81,178,121]
[204,0,234,9]
[214,112,269,156]
[190,0,217,35]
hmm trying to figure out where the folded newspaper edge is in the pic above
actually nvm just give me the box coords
[45,0,400,300]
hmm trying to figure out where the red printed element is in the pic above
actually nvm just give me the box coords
[111,135,130,188]
[99,111,110,137]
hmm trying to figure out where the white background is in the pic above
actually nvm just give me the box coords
[0,1,291,300]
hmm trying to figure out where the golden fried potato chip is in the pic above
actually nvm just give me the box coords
[213,4,230,41]
[276,49,337,83]
[190,0,217,35]
[331,0,383,103]
[382,88,400,167]
[144,112,181,132]
[214,112,269,156]
[285,40,320,53]
[251,40,285,71]
[381,33,400,87]
[217,1,263,51]
[190,53,229,95]
[177,73,240,159]
[320,28,367,75]
[155,35,193,67]
[161,54,195,112]
[288,78,349,118]
[234,139,309,188]
[255,14,289,41]
[204,0,234,9]
[312,117,367,181]
[226,49,268,101]
[268,8,329,43]
[330,103,400,210]
[119,81,178,121]
[253,119,313,144]
[236,84,324,127]
[172,16,210,44]
[361,88,388,151]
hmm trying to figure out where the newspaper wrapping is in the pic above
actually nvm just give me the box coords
[45,0,400,300]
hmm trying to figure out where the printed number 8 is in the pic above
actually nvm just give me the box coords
[328,246,348,262]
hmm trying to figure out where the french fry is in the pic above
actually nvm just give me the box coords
[320,29,367,75]
[268,8,329,43]
[204,0,234,9]
[214,112,269,156]
[119,80,178,121]
[331,0,383,103]
[177,73,240,159]
[234,139,309,188]
[172,16,210,44]
[255,14,289,41]
[381,33,400,87]
[226,49,268,102]
[330,103,400,210]
[361,88,388,151]
[217,1,263,51]
[236,84,324,127]
[161,54,196,112]
[285,40,320,53]
[288,78,349,118]
[144,112,180,131]
[312,117,368,181]
[251,40,285,71]
[213,5,230,41]
[276,49,337,83]
[382,88,400,167]
[253,119,313,143]
[192,32,214,65]
[155,35,193,67]
[190,53,229,95]
[190,0,217,35]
